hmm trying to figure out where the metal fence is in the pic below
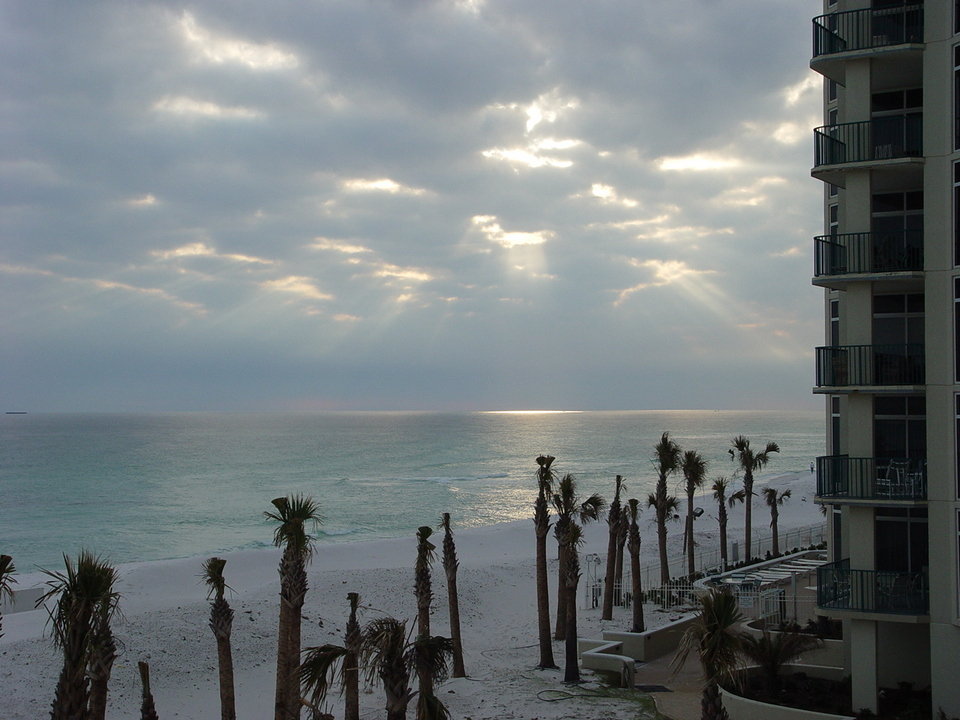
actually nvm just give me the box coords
[581,522,827,611]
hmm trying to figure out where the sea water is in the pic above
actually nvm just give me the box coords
[0,410,823,570]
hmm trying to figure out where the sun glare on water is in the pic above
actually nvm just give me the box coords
[481,410,583,415]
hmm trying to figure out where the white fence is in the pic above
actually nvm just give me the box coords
[581,522,827,611]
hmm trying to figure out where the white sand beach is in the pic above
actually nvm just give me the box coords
[1,471,824,720]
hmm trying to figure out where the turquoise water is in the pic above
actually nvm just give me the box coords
[0,410,823,569]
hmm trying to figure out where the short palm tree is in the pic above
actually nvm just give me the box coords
[625,499,645,633]
[650,432,682,585]
[681,450,708,578]
[552,474,604,641]
[42,551,121,720]
[711,478,743,571]
[738,629,821,701]
[729,436,779,561]
[138,660,160,720]
[203,557,236,720]
[533,454,557,669]
[439,513,466,678]
[762,488,791,557]
[601,475,624,620]
[360,616,452,720]
[414,525,438,712]
[299,592,362,720]
[673,587,744,720]
[265,494,322,720]
[1,554,16,639]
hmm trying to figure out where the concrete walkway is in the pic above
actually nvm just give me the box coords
[634,651,704,720]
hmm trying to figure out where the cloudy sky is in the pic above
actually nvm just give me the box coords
[1,0,824,412]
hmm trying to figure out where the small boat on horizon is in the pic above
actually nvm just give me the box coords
[5,411,27,415]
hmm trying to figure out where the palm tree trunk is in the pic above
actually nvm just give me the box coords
[686,490,695,578]
[614,515,627,605]
[629,541,644,633]
[657,505,670,586]
[562,545,580,683]
[601,519,618,620]
[719,506,728,571]
[743,476,753,561]
[286,562,308,720]
[534,499,556,669]
[51,608,93,720]
[209,595,236,720]
[87,624,117,720]
[701,678,730,720]
[275,549,296,720]
[771,507,780,556]
[138,661,160,720]
[441,514,466,678]
[554,541,568,640]
[344,593,361,720]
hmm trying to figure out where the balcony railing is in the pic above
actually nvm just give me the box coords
[815,344,924,387]
[813,5,923,58]
[817,559,928,615]
[816,455,926,501]
[814,230,922,277]
[814,116,922,167]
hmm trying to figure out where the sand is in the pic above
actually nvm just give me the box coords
[0,470,823,719]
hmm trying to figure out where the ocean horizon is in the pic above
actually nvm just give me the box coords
[1,409,823,570]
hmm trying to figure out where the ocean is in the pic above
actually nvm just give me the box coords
[0,410,823,570]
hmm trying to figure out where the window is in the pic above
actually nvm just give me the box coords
[831,396,841,455]
[955,163,960,265]
[830,298,840,347]
[874,395,926,464]
[956,395,960,497]
[956,47,960,148]
[828,203,839,236]
[875,508,927,574]
[832,507,842,562]
[956,279,960,380]
[873,191,922,272]
[827,78,838,103]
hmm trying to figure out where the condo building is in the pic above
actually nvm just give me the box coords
[811,0,960,714]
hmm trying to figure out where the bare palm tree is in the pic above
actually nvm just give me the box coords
[533,454,557,669]
[552,474,604,641]
[673,587,744,720]
[299,592,362,720]
[439,513,466,678]
[359,617,452,720]
[138,660,160,720]
[1,554,16,639]
[625,499,645,633]
[762,488,791,557]
[42,551,121,720]
[650,432,682,585]
[729,436,779,562]
[681,450,708,578]
[711,478,743,571]
[614,510,628,605]
[414,525,438,711]
[601,475,624,620]
[203,557,236,720]
[265,494,322,720]
[739,629,820,701]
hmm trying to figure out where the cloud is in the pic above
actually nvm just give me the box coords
[260,276,333,301]
[151,242,273,265]
[657,153,743,172]
[471,215,553,248]
[341,178,430,195]
[178,12,299,70]
[152,96,263,119]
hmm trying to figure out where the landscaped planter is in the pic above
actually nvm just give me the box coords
[740,622,844,669]
[720,665,854,720]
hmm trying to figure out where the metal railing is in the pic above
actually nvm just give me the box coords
[813,5,924,57]
[814,230,923,277]
[815,344,924,387]
[814,116,922,167]
[816,455,927,501]
[817,558,928,615]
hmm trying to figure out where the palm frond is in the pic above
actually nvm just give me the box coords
[0,555,16,603]
[359,617,410,686]
[535,455,556,495]
[264,494,323,556]
[201,557,229,599]
[728,489,746,508]
[681,450,708,492]
[300,644,349,708]
[40,551,121,648]
[672,588,744,685]
[626,498,640,523]
[416,690,451,720]
[578,493,605,524]
[653,432,682,474]
[406,634,454,686]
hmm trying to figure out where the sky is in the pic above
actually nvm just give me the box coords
[1,0,825,413]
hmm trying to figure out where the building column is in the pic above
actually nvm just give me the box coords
[849,618,878,714]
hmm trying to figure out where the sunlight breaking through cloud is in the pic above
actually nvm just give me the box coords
[260,276,333,301]
[341,178,429,195]
[153,96,262,119]
[471,215,553,248]
[657,153,742,172]
[614,258,716,305]
[178,12,299,70]
[151,242,273,264]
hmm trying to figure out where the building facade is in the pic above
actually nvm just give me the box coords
[810,0,960,714]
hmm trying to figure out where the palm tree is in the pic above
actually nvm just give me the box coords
[414,525,438,711]
[729,436,780,562]
[560,522,584,683]
[711,478,743,571]
[203,557,236,720]
[552,474,604,641]
[625,499,645,633]
[738,629,821,701]
[265,494,322,720]
[138,660,160,720]
[762,488,791,557]
[42,551,121,720]
[681,450,708,579]
[439,513,466,678]
[650,432,682,585]
[533,454,557,669]
[672,587,744,720]
[299,592,362,720]
[1,554,16,639]
[359,617,452,720]
[614,510,628,605]
[601,475,624,620]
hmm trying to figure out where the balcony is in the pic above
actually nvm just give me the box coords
[814,344,924,392]
[811,5,923,84]
[818,559,928,616]
[813,230,922,288]
[816,455,926,502]
[813,117,922,185]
